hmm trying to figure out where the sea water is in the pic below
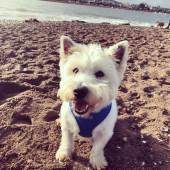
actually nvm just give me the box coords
[0,0,170,27]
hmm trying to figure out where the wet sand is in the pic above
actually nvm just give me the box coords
[0,20,169,170]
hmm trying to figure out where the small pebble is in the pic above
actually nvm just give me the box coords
[123,137,128,142]
[27,159,32,163]
[161,126,169,132]
[116,146,121,149]
[119,85,128,93]
[141,72,150,80]
[141,135,144,139]
[158,161,162,165]
[153,162,157,166]
[162,109,169,115]
[142,140,147,144]
[157,138,164,143]
[141,161,146,166]
[23,68,28,72]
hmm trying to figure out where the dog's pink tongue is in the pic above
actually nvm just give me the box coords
[74,100,89,114]
[76,100,87,110]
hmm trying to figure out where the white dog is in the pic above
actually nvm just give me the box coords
[56,35,128,170]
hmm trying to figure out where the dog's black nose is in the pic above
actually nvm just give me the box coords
[74,87,89,100]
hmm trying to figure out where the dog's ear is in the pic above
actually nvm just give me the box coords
[60,36,76,57]
[107,41,128,80]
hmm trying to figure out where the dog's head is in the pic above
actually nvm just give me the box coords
[58,36,128,117]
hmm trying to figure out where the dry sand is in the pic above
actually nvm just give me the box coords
[0,20,169,170]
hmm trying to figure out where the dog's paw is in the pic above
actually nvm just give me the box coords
[90,151,108,170]
[56,148,71,162]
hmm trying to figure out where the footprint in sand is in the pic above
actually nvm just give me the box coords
[43,110,59,122]
[11,113,32,125]
[0,82,29,105]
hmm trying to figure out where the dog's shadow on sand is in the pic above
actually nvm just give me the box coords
[72,116,169,170]
[105,117,169,170]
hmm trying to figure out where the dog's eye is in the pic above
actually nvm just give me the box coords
[73,67,79,74]
[95,70,104,78]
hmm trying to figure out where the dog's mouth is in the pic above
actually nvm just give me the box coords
[72,100,90,115]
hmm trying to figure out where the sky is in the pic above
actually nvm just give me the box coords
[117,0,170,8]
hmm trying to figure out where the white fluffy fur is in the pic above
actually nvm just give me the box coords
[56,36,128,170]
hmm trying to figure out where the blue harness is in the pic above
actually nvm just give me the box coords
[70,102,112,138]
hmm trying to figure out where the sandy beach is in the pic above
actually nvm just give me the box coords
[0,20,169,170]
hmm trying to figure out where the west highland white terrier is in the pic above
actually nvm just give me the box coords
[56,35,128,170]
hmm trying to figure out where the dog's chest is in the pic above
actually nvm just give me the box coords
[69,103,112,138]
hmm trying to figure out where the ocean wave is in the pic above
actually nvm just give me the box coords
[0,10,152,27]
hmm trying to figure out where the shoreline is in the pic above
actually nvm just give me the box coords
[0,18,155,28]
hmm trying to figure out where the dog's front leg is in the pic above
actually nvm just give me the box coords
[56,127,74,162]
[90,131,113,170]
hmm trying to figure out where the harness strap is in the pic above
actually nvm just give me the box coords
[70,102,112,137]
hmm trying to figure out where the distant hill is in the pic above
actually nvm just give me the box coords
[44,0,170,14]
